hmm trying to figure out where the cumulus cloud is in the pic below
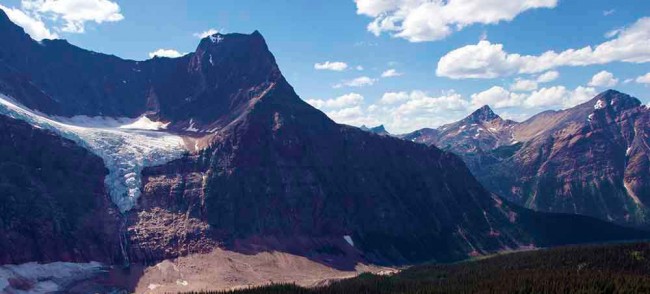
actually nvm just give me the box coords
[314,84,599,133]
[22,0,123,33]
[588,70,618,87]
[334,76,377,88]
[525,86,596,108]
[510,79,538,91]
[193,28,220,38]
[306,93,364,109]
[355,0,557,42]
[379,92,410,104]
[0,4,57,40]
[314,61,349,71]
[469,85,596,110]
[536,70,559,83]
[148,49,183,58]
[381,69,403,78]
[636,73,650,84]
[437,17,650,79]
[472,86,526,108]
[0,0,123,39]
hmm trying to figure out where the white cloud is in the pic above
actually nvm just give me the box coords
[524,86,596,108]
[326,106,366,123]
[472,86,526,108]
[355,0,557,42]
[381,69,403,78]
[148,49,183,58]
[356,65,364,71]
[394,91,469,115]
[334,76,377,88]
[0,4,57,40]
[437,17,650,79]
[306,93,364,109]
[636,73,650,84]
[603,9,615,16]
[510,79,538,91]
[193,28,220,39]
[314,61,349,71]
[588,70,618,87]
[318,84,598,133]
[536,70,559,83]
[22,0,123,33]
[379,92,410,104]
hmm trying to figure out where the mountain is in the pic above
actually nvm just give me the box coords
[401,105,518,170]
[403,105,517,152]
[0,9,648,292]
[360,124,390,135]
[406,90,650,225]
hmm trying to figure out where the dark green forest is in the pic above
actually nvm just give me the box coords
[183,242,650,294]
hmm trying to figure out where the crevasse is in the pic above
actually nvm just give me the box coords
[0,94,187,212]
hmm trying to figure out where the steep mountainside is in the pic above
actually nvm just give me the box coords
[406,90,650,225]
[0,115,121,265]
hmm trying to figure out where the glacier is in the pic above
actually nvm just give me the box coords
[0,94,187,212]
[0,261,105,293]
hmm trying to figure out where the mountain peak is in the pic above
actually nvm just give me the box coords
[361,124,389,135]
[584,89,641,113]
[467,105,501,122]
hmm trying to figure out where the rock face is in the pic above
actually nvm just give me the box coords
[406,90,650,225]
[0,8,647,271]
[0,115,121,265]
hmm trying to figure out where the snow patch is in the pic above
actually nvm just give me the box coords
[119,115,170,130]
[594,99,606,110]
[209,34,224,44]
[0,261,104,294]
[0,94,186,212]
[624,181,644,206]
[185,118,199,132]
[209,54,214,65]
[626,147,632,156]
[343,235,354,247]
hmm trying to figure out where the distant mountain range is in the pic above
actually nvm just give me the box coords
[0,9,647,293]
[404,90,650,226]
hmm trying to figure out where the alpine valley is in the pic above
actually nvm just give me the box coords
[0,8,648,294]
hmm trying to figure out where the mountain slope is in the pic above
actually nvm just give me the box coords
[0,115,121,265]
[407,90,650,225]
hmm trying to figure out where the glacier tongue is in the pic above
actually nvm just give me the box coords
[0,94,187,212]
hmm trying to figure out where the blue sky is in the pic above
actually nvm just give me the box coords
[1,0,649,133]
